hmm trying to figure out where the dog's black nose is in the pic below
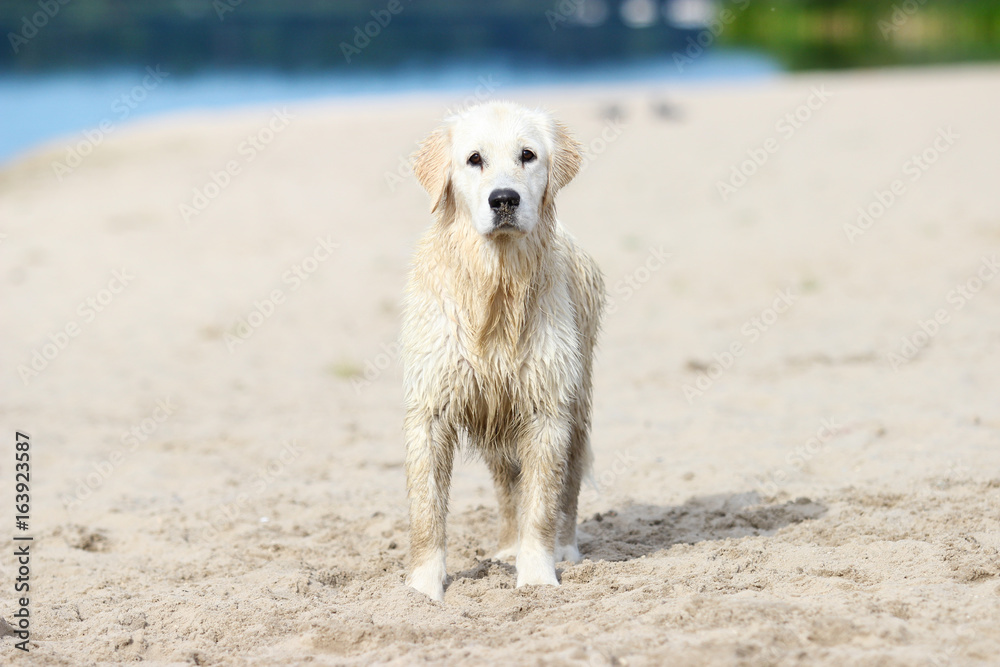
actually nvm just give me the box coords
[488,188,520,210]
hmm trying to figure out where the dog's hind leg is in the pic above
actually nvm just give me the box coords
[555,414,590,563]
[404,410,456,602]
[487,454,520,559]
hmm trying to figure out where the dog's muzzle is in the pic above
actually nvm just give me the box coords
[488,188,520,229]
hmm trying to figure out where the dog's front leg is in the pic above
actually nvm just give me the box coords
[404,410,455,602]
[515,411,571,588]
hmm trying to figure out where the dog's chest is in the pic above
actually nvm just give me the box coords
[441,295,581,413]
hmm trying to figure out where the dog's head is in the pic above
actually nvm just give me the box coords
[412,102,583,238]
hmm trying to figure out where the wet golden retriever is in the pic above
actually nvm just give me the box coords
[402,102,604,601]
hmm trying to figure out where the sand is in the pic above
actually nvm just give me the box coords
[1,64,999,665]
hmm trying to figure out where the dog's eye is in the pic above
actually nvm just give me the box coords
[521,149,536,163]
[467,152,482,167]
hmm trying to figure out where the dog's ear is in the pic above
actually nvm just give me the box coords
[546,118,584,198]
[412,124,453,214]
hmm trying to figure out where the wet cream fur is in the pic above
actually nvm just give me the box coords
[401,102,605,602]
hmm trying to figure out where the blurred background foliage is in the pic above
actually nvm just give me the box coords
[724,0,1000,70]
[1,0,998,73]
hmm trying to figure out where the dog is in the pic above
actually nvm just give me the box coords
[401,101,604,601]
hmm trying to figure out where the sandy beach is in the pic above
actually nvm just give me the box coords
[1,64,999,665]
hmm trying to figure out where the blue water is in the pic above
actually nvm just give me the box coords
[0,51,778,166]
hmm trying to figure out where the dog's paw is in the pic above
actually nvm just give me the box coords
[515,551,559,588]
[554,543,582,563]
[406,560,446,602]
